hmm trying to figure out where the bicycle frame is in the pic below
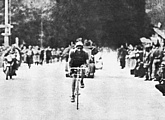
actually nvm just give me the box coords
[70,67,87,110]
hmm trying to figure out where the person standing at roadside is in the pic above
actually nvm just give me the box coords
[117,45,128,69]
[150,43,163,80]
[21,46,27,63]
[26,45,34,68]
[45,46,52,64]
[33,46,40,65]
[40,48,44,65]
[143,44,153,80]
[155,44,165,96]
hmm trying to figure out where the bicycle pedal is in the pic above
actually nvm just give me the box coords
[75,93,81,95]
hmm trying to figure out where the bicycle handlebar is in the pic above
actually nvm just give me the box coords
[69,67,88,70]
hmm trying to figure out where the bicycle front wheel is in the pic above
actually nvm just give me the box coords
[76,80,79,110]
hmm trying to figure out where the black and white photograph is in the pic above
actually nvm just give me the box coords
[1,0,165,120]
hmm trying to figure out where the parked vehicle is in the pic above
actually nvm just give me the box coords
[87,55,95,78]
[95,52,103,70]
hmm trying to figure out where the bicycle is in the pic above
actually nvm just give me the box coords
[70,66,88,110]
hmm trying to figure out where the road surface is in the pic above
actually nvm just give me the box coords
[0,51,164,120]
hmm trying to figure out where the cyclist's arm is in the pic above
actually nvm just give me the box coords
[68,49,74,68]
[68,57,72,68]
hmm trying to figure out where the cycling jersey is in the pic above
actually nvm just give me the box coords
[69,49,89,67]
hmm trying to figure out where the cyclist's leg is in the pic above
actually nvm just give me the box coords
[72,77,76,96]
[71,75,76,102]
[80,70,85,88]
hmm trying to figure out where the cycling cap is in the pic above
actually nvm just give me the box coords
[76,38,82,42]
[75,41,83,48]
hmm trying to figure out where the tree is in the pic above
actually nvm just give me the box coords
[8,0,150,48]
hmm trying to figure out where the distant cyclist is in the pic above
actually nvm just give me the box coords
[2,45,20,75]
[68,41,89,102]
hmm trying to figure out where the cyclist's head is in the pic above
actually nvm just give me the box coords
[76,38,82,42]
[75,41,83,51]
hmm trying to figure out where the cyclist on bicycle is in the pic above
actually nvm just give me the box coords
[2,45,20,75]
[68,41,89,102]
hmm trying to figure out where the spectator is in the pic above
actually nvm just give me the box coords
[143,44,153,80]
[117,45,128,69]
[40,48,44,65]
[45,46,52,63]
[26,45,34,68]
[21,46,27,63]
[33,46,40,65]
[150,42,163,80]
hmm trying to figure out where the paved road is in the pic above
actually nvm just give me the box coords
[0,52,165,120]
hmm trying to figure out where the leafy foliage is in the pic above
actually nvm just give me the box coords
[7,0,151,48]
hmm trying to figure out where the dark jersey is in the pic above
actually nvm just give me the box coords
[69,49,89,67]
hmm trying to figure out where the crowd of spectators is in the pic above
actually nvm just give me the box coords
[117,42,165,96]
[20,45,65,65]
[0,45,65,68]
[0,38,101,67]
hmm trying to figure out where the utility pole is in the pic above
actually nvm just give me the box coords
[40,8,44,48]
[0,0,13,47]
[40,19,43,48]
[4,0,9,46]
